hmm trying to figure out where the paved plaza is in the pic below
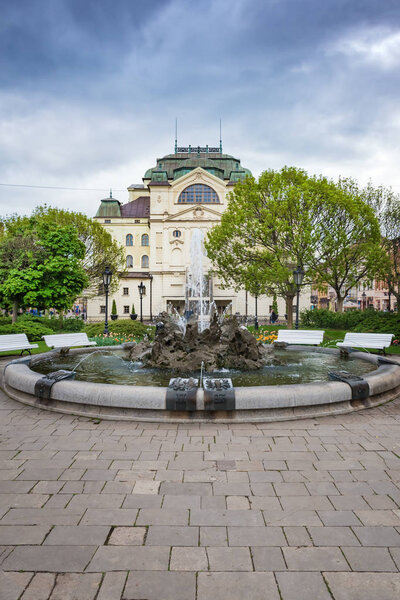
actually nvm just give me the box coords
[1,363,400,598]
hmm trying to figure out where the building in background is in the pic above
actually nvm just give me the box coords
[311,281,396,312]
[88,145,311,321]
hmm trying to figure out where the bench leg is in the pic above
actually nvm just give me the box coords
[19,349,32,356]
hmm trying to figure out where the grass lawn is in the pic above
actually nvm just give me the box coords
[0,341,50,358]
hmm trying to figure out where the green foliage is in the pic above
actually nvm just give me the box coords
[61,318,85,332]
[0,321,54,341]
[0,316,12,326]
[131,303,136,314]
[32,206,125,296]
[301,308,400,339]
[17,314,83,332]
[272,294,278,314]
[205,167,383,325]
[0,215,88,316]
[84,319,149,338]
[111,300,117,315]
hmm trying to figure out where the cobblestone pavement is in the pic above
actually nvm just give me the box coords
[1,379,400,598]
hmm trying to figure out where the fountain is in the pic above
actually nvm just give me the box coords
[2,228,400,422]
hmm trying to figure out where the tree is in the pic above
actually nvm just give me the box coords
[310,180,383,312]
[32,206,125,295]
[205,167,334,327]
[0,215,89,321]
[206,168,384,321]
[360,182,400,311]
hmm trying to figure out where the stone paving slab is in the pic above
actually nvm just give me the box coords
[1,363,400,599]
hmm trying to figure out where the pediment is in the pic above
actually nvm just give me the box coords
[163,204,222,222]
[169,167,226,191]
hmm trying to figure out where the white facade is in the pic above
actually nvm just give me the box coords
[88,151,310,322]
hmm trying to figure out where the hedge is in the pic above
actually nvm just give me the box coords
[17,314,84,332]
[300,308,400,339]
[84,319,150,339]
[0,321,54,341]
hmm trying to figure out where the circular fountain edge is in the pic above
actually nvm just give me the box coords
[2,346,400,423]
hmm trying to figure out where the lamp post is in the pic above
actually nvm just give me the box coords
[138,281,145,322]
[293,266,305,330]
[149,274,153,322]
[102,266,112,336]
[254,294,259,330]
[362,291,366,311]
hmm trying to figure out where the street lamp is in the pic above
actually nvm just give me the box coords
[149,274,153,322]
[362,291,366,311]
[293,266,305,330]
[102,266,112,336]
[138,281,145,322]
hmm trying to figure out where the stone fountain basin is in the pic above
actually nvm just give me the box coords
[2,345,400,423]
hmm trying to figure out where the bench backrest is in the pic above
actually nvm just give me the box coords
[342,332,394,348]
[0,333,31,348]
[277,329,325,345]
[43,333,91,347]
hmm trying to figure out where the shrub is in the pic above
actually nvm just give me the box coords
[17,313,84,332]
[111,300,117,315]
[0,321,54,341]
[131,304,136,314]
[60,318,84,332]
[300,308,400,339]
[0,316,12,326]
[84,319,150,339]
[301,308,371,330]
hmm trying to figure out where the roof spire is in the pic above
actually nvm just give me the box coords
[110,188,112,198]
[175,118,178,153]
[219,118,222,153]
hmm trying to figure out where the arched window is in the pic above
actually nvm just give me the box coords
[141,255,149,268]
[173,230,181,238]
[141,233,149,246]
[178,184,219,204]
[126,255,133,267]
[126,234,133,246]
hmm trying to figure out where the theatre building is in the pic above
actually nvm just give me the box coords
[88,145,309,321]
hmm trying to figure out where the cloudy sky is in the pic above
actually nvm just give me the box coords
[1,0,400,216]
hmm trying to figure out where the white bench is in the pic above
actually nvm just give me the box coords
[0,333,38,355]
[43,333,97,349]
[337,332,394,354]
[276,329,325,346]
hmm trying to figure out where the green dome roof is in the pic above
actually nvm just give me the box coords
[95,193,121,218]
[144,151,251,182]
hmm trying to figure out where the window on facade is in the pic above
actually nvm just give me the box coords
[135,219,140,223]
[123,287,129,295]
[126,255,133,268]
[178,184,219,204]
[100,305,106,314]
[173,230,181,238]
[141,234,149,246]
[141,255,149,268]
[123,305,130,314]
[104,219,111,223]
[126,234,133,246]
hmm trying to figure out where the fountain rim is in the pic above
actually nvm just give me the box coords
[2,345,400,423]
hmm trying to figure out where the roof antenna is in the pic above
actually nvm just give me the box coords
[175,118,178,153]
[219,118,222,153]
